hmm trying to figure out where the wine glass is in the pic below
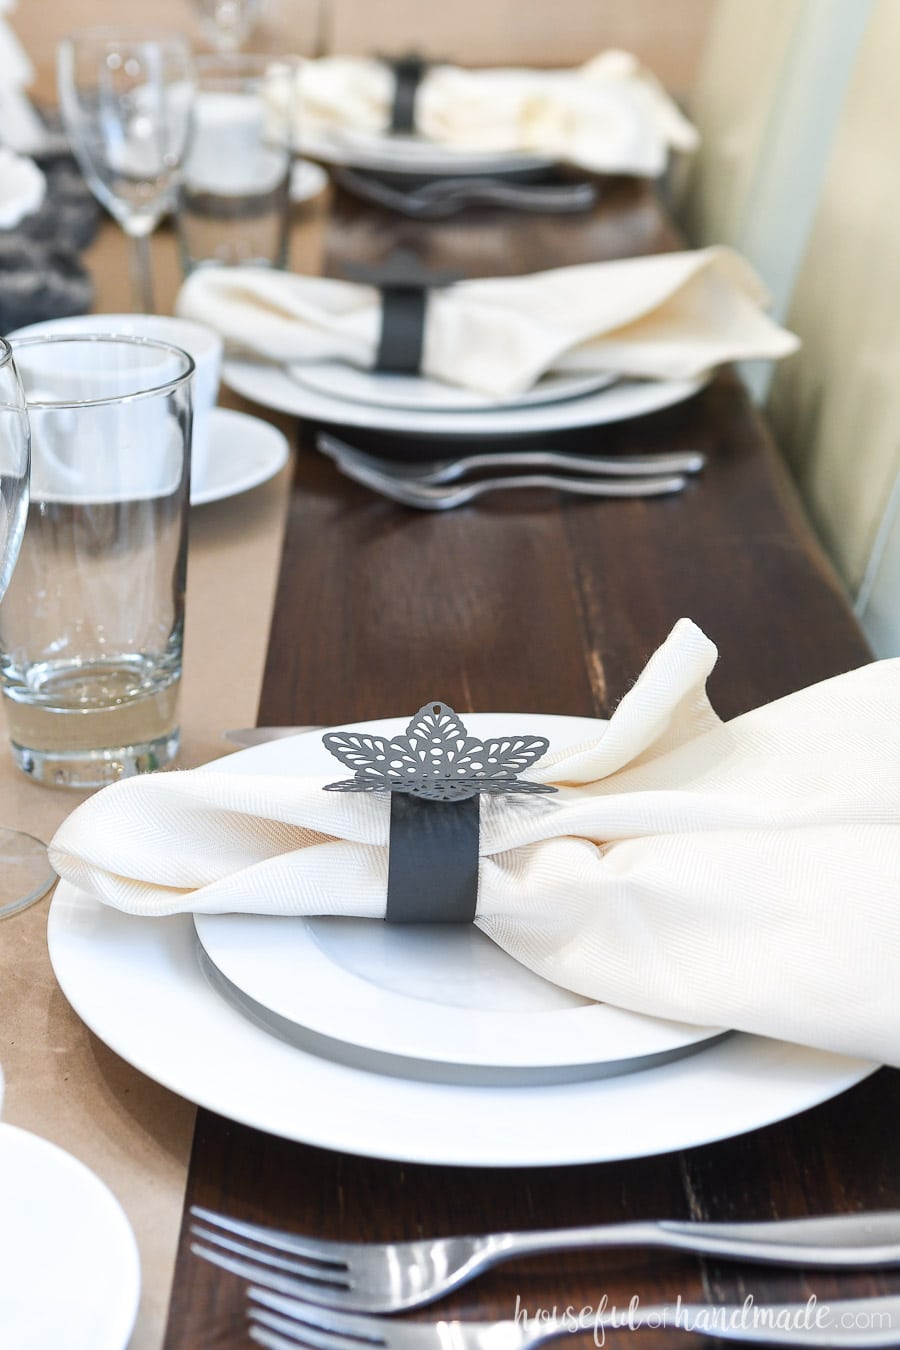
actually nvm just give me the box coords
[0,337,55,919]
[57,28,194,313]
[191,0,264,52]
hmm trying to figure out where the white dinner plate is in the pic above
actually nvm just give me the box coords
[47,715,877,1168]
[299,126,556,178]
[222,360,710,438]
[0,1122,140,1350]
[191,407,290,506]
[193,717,723,1081]
[289,363,616,412]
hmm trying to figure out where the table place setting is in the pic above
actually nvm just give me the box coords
[42,617,900,1169]
[176,245,798,461]
[283,49,699,179]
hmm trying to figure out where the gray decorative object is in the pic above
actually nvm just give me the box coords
[22,153,101,251]
[0,235,92,333]
[323,701,557,802]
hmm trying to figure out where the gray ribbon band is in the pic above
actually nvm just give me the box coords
[385,793,480,923]
[376,286,426,373]
[388,54,427,134]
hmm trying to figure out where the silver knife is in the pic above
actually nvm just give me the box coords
[223,725,324,747]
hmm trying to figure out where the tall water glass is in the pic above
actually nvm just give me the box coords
[177,53,296,272]
[57,28,194,313]
[3,336,194,790]
[0,337,55,917]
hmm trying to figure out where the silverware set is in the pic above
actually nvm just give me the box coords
[191,1205,900,1347]
[334,167,599,218]
[317,433,706,509]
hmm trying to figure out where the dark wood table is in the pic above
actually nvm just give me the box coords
[163,177,900,1347]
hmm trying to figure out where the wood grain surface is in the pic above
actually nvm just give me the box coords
[162,179,897,1348]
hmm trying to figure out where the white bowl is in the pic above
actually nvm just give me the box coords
[9,314,223,484]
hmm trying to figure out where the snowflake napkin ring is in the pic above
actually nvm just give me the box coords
[324,702,556,923]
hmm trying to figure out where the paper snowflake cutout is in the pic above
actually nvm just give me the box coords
[323,701,557,802]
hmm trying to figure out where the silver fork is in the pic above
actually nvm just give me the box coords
[328,456,687,508]
[245,1289,900,1350]
[189,1207,900,1314]
[317,433,707,483]
[334,168,599,218]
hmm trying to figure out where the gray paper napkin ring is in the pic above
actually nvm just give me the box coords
[386,53,428,134]
[323,702,556,924]
[342,252,462,376]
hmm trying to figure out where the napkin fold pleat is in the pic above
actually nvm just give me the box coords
[292,49,698,176]
[176,246,799,400]
[50,618,900,1067]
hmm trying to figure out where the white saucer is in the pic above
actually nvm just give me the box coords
[191,407,290,506]
[0,1122,140,1350]
[290,157,329,203]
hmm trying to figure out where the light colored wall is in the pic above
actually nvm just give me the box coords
[679,0,871,402]
[766,0,900,654]
[12,0,714,100]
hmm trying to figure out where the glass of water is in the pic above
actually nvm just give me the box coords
[0,337,56,917]
[177,52,296,273]
[3,335,194,790]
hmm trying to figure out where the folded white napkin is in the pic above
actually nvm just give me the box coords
[290,50,698,176]
[50,619,900,1067]
[176,246,799,400]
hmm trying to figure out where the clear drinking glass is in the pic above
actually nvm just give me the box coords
[3,335,194,790]
[0,337,56,918]
[177,53,296,273]
[57,28,194,313]
[191,0,264,52]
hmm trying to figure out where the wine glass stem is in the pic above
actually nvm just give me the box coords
[129,230,156,314]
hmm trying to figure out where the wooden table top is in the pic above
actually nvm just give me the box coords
[154,176,900,1346]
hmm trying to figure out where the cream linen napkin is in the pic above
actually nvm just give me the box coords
[176,246,799,400]
[291,50,698,176]
[50,620,900,1067]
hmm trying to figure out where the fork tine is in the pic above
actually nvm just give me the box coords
[248,1290,388,1344]
[191,1225,351,1283]
[250,1328,316,1350]
[190,1206,350,1268]
[191,1242,351,1300]
[248,1288,391,1340]
[249,1305,385,1350]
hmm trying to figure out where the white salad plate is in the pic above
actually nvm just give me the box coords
[194,913,725,1083]
[289,363,616,413]
[223,360,710,438]
[47,715,877,1168]
[193,717,723,1081]
[0,1122,140,1350]
[191,407,290,506]
[299,127,555,178]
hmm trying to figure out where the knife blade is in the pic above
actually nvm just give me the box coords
[223,725,324,747]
